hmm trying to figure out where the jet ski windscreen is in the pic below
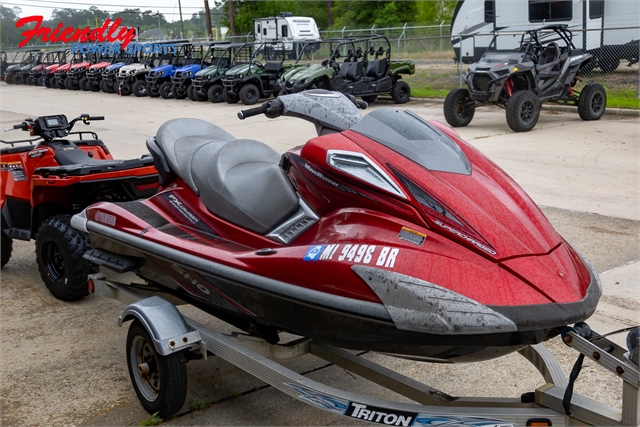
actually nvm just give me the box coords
[351,109,472,175]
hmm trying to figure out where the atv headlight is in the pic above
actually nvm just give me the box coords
[238,73,244,79]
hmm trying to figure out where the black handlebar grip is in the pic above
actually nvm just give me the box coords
[238,105,267,120]
[356,100,368,110]
[90,116,105,120]
[13,123,24,129]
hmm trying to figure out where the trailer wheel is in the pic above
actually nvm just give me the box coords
[361,94,378,103]
[131,80,146,97]
[35,215,96,301]
[239,83,260,105]
[578,83,606,121]
[208,84,224,103]
[222,88,239,104]
[506,90,540,132]
[1,232,13,268]
[443,88,475,127]
[127,320,188,418]
[390,81,410,104]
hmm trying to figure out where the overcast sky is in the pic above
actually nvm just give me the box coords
[9,0,222,23]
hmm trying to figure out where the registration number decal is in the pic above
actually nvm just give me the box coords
[304,244,399,268]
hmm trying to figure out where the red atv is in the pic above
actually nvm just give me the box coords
[0,114,159,300]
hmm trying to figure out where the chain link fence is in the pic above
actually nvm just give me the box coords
[5,24,638,103]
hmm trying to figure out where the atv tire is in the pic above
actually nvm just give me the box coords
[89,80,101,92]
[160,81,173,99]
[187,85,197,101]
[13,75,22,85]
[127,320,188,418]
[26,76,35,85]
[444,88,475,127]
[391,81,410,104]
[79,76,90,91]
[239,83,260,105]
[1,232,13,268]
[4,75,13,84]
[578,83,606,121]
[35,215,97,301]
[147,83,160,98]
[506,90,540,132]
[37,76,45,86]
[207,84,224,103]
[361,94,378,103]
[132,80,147,97]
[222,88,239,104]
[172,84,188,100]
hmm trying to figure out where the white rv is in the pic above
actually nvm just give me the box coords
[253,13,321,58]
[451,0,639,71]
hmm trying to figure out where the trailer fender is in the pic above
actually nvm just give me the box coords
[119,296,201,356]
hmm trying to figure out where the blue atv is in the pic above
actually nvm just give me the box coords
[145,43,192,98]
[170,41,230,100]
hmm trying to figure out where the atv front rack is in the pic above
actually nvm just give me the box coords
[89,274,640,426]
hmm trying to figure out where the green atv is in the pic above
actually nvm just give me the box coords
[279,36,415,104]
[221,42,304,105]
[190,43,250,103]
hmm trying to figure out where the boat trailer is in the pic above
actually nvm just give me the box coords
[89,273,640,426]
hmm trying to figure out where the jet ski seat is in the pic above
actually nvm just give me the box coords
[153,118,299,235]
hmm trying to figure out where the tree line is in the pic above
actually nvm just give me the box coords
[2,0,457,46]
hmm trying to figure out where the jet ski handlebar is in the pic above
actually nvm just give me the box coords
[237,93,367,121]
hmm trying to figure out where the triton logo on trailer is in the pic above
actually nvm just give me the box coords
[345,403,416,426]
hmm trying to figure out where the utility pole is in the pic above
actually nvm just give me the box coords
[228,0,236,37]
[178,0,185,38]
[327,1,333,27]
[204,0,213,39]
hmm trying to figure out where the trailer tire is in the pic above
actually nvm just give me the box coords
[132,80,146,97]
[1,232,12,268]
[127,320,188,418]
[578,83,606,121]
[35,215,97,301]
[506,90,540,132]
[208,84,224,103]
[239,83,260,105]
[222,88,239,104]
[443,88,475,127]
[390,81,410,104]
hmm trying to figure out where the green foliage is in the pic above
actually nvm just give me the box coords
[189,397,207,411]
[330,1,417,29]
[138,412,163,427]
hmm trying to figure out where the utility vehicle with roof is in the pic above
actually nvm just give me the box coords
[279,36,415,104]
[444,24,606,132]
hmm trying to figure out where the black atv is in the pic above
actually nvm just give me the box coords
[444,24,607,133]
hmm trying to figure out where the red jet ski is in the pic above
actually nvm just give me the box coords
[73,90,601,363]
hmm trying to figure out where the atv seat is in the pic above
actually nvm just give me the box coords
[264,62,283,73]
[366,59,388,80]
[153,118,299,234]
[538,43,559,66]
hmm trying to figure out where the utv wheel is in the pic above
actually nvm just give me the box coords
[100,80,109,93]
[127,320,187,418]
[444,88,475,127]
[207,84,224,103]
[37,76,45,86]
[187,85,198,101]
[89,80,101,92]
[172,84,188,100]
[506,90,540,132]
[578,83,606,121]
[35,215,97,301]
[132,80,147,97]
[222,88,239,104]
[120,83,132,96]
[147,83,160,98]
[361,94,378,103]
[13,75,22,85]
[239,83,260,105]
[1,232,13,268]
[189,85,207,102]
[160,82,173,99]
[390,81,410,104]
[4,75,13,84]
[79,77,90,91]
[26,76,35,85]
